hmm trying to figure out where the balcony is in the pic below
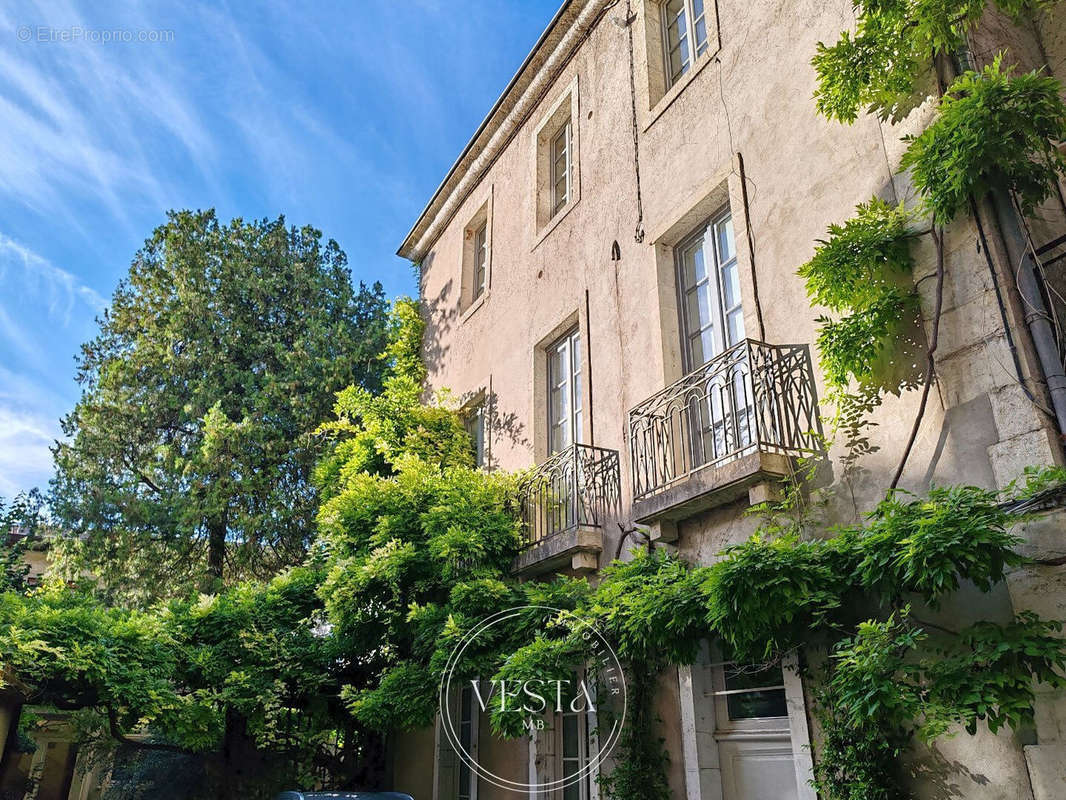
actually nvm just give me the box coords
[628,340,823,526]
[515,443,621,575]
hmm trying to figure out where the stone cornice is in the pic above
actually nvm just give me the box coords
[396,0,611,263]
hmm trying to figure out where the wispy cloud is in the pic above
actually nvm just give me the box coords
[0,0,560,500]
[0,233,105,323]
[0,405,58,498]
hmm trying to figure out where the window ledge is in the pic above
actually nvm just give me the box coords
[532,195,580,252]
[460,292,488,324]
[645,47,720,132]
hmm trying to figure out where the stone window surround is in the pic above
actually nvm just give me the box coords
[647,158,757,391]
[460,189,494,321]
[532,310,589,464]
[460,386,490,469]
[532,75,581,247]
[637,0,722,130]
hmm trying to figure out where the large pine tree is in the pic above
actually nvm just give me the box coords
[52,210,389,599]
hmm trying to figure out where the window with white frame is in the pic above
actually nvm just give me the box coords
[677,208,742,370]
[456,683,477,800]
[676,209,751,464]
[661,0,711,87]
[464,401,487,468]
[550,120,572,217]
[534,79,579,233]
[710,660,799,800]
[472,221,488,302]
[461,202,491,314]
[557,672,591,800]
[547,327,583,454]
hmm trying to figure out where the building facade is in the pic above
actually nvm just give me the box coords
[396,1,1066,798]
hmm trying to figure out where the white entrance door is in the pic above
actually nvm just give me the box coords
[712,662,799,800]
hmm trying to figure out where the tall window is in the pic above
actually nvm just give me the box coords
[677,209,742,370]
[457,684,476,800]
[550,120,572,217]
[662,0,710,87]
[548,328,582,454]
[559,672,590,800]
[472,221,488,301]
[678,210,748,465]
[464,402,487,468]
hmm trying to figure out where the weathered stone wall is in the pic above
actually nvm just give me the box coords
[401,0,1066,796]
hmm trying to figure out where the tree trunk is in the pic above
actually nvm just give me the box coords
[349,726,388,789]
[204,509,227,592]
[211,707,268,799]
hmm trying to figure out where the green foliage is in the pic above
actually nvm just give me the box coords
[825,608,1066,743]
[52,209,391,599]
[813,689,908,800]
[587,550,707,666]
[0,567,351,793]
[343,662,438,731]
[902,57,1066,224]
[476,470,1065,799]
[799,198,914,311]
[705,534,852,661]
[816,288,916,389]
[812,0,1048,122]
[0,489,46,593]
[313,297,524,735]
[597,668,671,800]
[798,199,916,391]
[801,196,916,398]
[856,485,1026,602]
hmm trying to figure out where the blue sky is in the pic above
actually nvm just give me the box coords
[0,0,560,498]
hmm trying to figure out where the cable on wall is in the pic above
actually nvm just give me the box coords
[736,151,766,341]
[623,0,645,243]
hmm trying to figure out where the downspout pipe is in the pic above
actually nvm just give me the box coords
[987,187,1066,443]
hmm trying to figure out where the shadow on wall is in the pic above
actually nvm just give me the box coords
[486,390,529,469]
[905,742,993,799]
[419,254,455,381]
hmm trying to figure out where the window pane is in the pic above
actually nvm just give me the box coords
[551,386,569,429]
[464,405,485,467]
[684,287,713,343]
[563,713,579,758]
[458,762,471,799]
[680,238,708,287]
[663,0,689,84]
[689,329,715,367]
[551,122,570,215]
[473,223,487,299]
[693,0,708,54]
[724,664,788,720]
[717,215,736,262]
[721,261,740,309]
[549,342,567,385]
[727,687,787,720]
[727,308,745,346]
[548,331,581,454]
[554,422,571,454]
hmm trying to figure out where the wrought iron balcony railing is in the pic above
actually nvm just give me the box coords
[628,340,822,503]
[519,444,621,548]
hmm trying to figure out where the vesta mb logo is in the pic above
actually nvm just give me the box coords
[439,605,627,792]
[472,677,597,729]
